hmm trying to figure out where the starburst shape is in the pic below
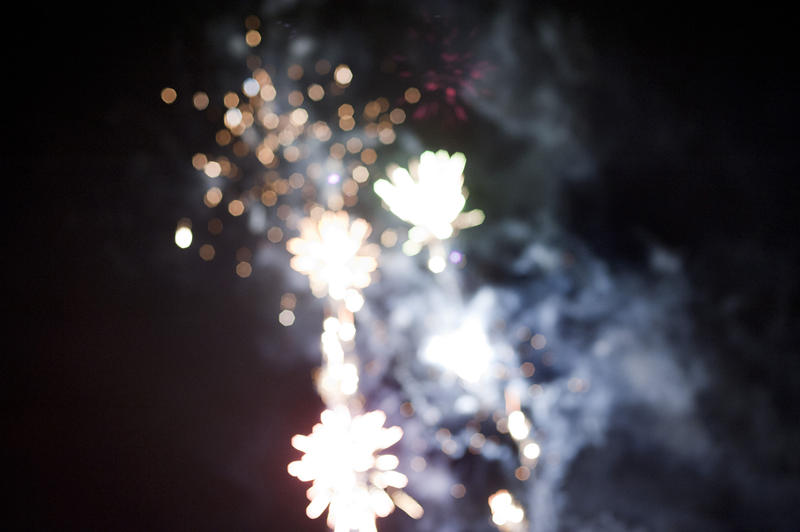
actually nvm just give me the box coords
[288,407,409,532]
[286,211,380,301]
[374,150,484,260]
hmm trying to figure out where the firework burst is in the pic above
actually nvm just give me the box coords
[288,407,413,531]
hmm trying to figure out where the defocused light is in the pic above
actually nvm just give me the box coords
[338,103,354,117]
[204,161,221,178]
[288,90,304,106]
[242,78,260,97]
[373,150,483,248]
[507,411,530,441]
[422,317,492,383]
[346,137,363,154]
[224,108,243,128]
[404,87,421,104]
[223,92,239,108]
[281,292,297,309]
[261,190,277,206]
[208,218,223,235]
[236,261,252,278]
[288,407,408,530]
[279,309,296,326]
[192,153,208,170]
[244,14,260,30]
[352,165,369,183]
[160,87,177,104]
[286,211,379,300]
[198,243,215,261]
[290,108,309,126]
[450,484,466,498]
[364,100,381,119]
[488,490,525,528]
[192,91,209,110]
[427,255,446,273]
[260,85,276,101]
[531,334,547,349]
[522,442,540,460]
[314,59,331,75]
[288,64,304,80]
[361,149,377,165]
[228,199,245,216]
[389,108,406,124]
[307,83,325,101]
[245,29,261,47]
[268,227,284,243]
[334,64,353,86]
[174,223,192,249]
[204,187,222,207]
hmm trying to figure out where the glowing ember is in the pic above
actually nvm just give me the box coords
[288,407,413,531]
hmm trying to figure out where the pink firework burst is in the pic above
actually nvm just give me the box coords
[393,16,493,122]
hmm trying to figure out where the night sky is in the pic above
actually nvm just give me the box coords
[11,2,799,531]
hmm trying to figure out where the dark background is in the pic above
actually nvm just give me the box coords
[10,1,799,530]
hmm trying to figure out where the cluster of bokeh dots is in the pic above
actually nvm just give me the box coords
[167,15,432,283]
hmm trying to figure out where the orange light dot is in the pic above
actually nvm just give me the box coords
[307,84,325,101]
[223,92,239,109]
[404,87,421,104]
[287,64,304,80]
[199,244,215,261]
[267,226,284,243]
[204,187,223,207]
[360,148,377,165]
[245,30,261,47]
[288,90,304,107]
[160,87,177,104]
[192,153,208,170]
[389,108,406,124]
[261,190,277,206]
[192,91,209,110]
[228,199,245,216]
[236,261,252,277]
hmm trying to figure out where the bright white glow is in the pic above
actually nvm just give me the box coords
[427,255,446,273]
[278,309,295,327]
[242,77,260,97]
[344,289,365,312]
[522,442,541,460]
[174,226,192,249]
[224,108,243,128]
[286,211,379,300]
[288,407,408,531]
[488,489,525,528]
[507,410,530,441]
[318,362,359,397]
[421,317,492,383]
[338,322,356,342]
[374,150,484,245]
